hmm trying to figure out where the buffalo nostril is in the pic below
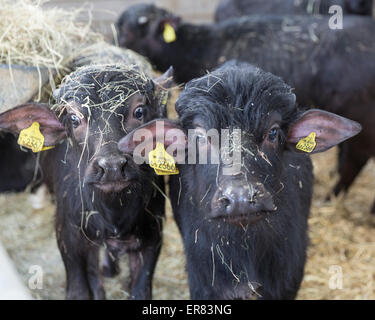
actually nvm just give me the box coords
[218,196,235,214]
[219,196,231,207]
[96,157,128,178]
[248,191,257,204]
[120,158,128,176]
[98,158,106,170]
[96,159,106,177]
[98,165,105,175]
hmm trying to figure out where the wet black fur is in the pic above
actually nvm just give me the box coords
[43,65,165,299]
[169,62,313,299]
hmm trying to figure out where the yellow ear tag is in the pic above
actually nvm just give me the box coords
[148,142,179,175]
[18,122,54,153]
[163,22,176,43]
[295,132,317,153]
[161,94,168,106]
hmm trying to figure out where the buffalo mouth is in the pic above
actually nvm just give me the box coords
[92,180,132,193]
[211,210,272,225]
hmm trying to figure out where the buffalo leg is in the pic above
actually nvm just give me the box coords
[102,250,120,278]
[56,214,104,300]
[332,143,369,197]
[127,237,162,300]
[370,200,375,215]
[86,247,105,299]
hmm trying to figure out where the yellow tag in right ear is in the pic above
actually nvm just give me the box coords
[296,132,317,153]
[148,142,179,175]
[40,146,55,151]
[163,22,176,43]
[18,122,53,153]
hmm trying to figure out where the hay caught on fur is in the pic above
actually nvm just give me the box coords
[52,63,154,148]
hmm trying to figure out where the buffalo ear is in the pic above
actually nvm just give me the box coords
[118,118,186,154]
[153,66,174,90]
[287,109,362,154]
[158,17,180,42]
[153,66,174,117]
[0,103,66,146]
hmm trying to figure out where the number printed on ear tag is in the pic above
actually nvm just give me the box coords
[148,142,179,175]
[17,122,54,153]
[296,132,317,153]
[163,22,177,43]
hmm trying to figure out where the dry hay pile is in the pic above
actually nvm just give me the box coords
[0,0,103,73]
[0,89,374,299]
[0,0,105,106]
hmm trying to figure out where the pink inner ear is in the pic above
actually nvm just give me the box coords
[287,109,362,153]
[118,119,186,154]
[287,113,332,143]
[0,103,66,146]
[0,104,61,131]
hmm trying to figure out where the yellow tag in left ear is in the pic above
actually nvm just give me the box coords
[148,142,179,175]
[18,122,54,153]
[296,132,317,153]
[163,22,176,43]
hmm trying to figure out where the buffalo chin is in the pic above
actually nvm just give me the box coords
[93,181,131,193]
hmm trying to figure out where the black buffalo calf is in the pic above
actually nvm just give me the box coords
[0,64,173,299]
[119,62,361,299]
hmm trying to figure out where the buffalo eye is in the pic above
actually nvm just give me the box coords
[70,114,81,128]
[134,106,146,120]
[137,16,148,25]
[267,126,279,142]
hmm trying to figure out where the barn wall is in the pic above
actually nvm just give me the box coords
[43,0,220,40]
